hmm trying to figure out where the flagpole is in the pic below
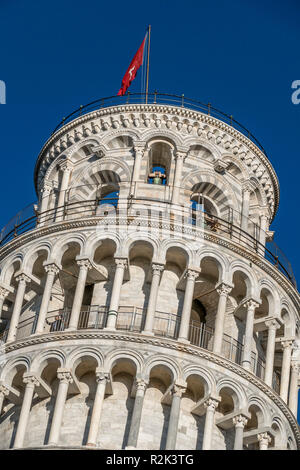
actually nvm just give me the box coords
[145,25,151,104]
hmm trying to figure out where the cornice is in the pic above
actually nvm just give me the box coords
[0,217,299,311]
[3,329,300,447]
[33,104,280,219]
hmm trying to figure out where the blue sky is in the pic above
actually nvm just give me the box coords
[0,0,299,414]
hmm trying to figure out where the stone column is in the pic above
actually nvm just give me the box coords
[202,397,220,450]
[38,182,52,226]
[14,374,40,449]
[259,214,269,247]
[233,415,248,450]
[7,274,30,343]
[177,269,199,343]
[280,340,293,403]
[258,432,272,450]
[35,263,60,335]
[56,160,72,221]
[213,283,232,355]
[171,151,186,205]
[126,379,148,449]
[264,319,280,387]
[106,258,127,330]
[288,362,299,417]
[0,384,9,415]
[48,369,73,446]
[87,371,109,447]
[67,259,92,331]
[0,287,9,319]
[142,264,164,335]
[131,143,145,196]
[241,300,259,370]
[241,184,251,232]
[165,384,186,450]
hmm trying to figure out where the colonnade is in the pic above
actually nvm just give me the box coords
[5,368,275,450]
[0,255,299,415]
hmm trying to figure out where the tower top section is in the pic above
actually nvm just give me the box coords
[34,93,280,221]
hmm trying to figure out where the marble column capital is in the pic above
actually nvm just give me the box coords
[204,396,220,411]
[41,181,53,194]
[76,258,92,271]
[216,282,233,297]
[15,273,31,284]
[257,432,272,445]
[57,369,73,385]
[23,374,40,388]
[43,262,60,275]
[95,371,109,384]
[133,142,146,157]
[233,414,248,428]
[281,339,294,350]
[135,378,148,393]
[244,298,260,310]
[265,318,281,330]
[185,268,200,281]
[171,383,187,398]
[174,150,187,161]
[59,159,73,172]
[114,258,128,269]
[151,263,164,274]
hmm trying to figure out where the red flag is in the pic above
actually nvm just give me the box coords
[117,34,147,96]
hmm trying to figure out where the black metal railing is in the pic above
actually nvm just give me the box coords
[0,196,295,286]
[4,304,280,393]
[49,92,268,157]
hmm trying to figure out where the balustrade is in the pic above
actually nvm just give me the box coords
[0,304,281,394]
[0,196,295,287]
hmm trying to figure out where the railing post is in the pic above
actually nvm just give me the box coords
[229,336,233,361]
[154,90,157,103]
[130,307,136,331]
[167,313,172,338]
[181,94,184,107]
[207,102,211,116]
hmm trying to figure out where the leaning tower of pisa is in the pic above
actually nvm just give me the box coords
[0,94,299,450]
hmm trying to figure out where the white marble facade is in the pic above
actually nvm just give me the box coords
[0,101,299,450]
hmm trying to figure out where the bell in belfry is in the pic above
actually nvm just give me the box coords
[148,170,166,185]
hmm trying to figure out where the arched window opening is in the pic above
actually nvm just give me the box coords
[96,187,119,217]
[98,190,119,208]
[189,299,209,348]
[191,298,206,324]
[190,193,219,230]
[147,142,172,184]
[99,191,119,207]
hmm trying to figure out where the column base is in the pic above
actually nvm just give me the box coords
[5,338,15,344]
[141,330,154,336]
[125,446,136,450]
[177,337,190,344]
[241,360,251,370]
[103,327,116,331]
